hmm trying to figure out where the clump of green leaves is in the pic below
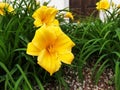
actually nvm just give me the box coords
[0,0,46,90]
[0,0,75,90]
[70,3,120,89]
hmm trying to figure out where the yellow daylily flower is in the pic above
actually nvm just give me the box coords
[26,25,75,75]
[111,2,115,7]
[35,0,40,6]
[64,12,74,20]
[32,6,59,27]
[0,2,14,15]
[117,4,120,8]
[96,0,110,10]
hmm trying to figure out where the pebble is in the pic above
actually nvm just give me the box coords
[34,66,115,90]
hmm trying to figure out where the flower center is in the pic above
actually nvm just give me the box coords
[46,45,55,54]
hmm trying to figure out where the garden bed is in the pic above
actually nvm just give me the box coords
[0,0,120,90]
[34,65,115,90]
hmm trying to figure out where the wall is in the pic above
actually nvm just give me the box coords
[39,0,69,10]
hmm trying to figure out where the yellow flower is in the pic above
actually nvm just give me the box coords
[0,2,14,15]
[35,0,40,6]
[64,12,74,20]
[96,0,110,10]
[117,4,120,8]
[32,6,59,27]
[111,2,115,7]
[77,20,80,24]
[26,25,75,75]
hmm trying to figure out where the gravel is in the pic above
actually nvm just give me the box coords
[34,66,115,90]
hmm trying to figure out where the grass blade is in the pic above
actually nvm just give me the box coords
[0,62,15,85]
[115,61,120,90]
[16,64,33,90]
[33,74,44,90]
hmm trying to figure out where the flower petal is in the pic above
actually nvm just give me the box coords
[33,19,43,27]
[58,50,74,64]
[37,49,61,75]
[0,3,14,15]
[26,42,40,56]
[49,19,59,26]
[55,30,75,51]
[31,25,58,51]
[44,7,58,23]
[54,29,75,64]
[96,0,110,10]
[32,6,47,19]
[65,12,74,20]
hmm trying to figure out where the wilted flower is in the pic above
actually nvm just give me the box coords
[32,6,59,27]
[96,0,110,10]
[0,2,14,15]
[64,12,74,20]
[26,25,75,75]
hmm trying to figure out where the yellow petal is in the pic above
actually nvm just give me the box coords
[37,49,61,75]
[65,12,74,20]
[32,6,47,19]
[58,50,74,64]
[0,9,4,15]
[49,19,59,26]
[26,42,40,56]
[54,28,75,64]
[34,19,43,27]
[96,0,110,10]
[0,3,14,15]
[32,25,58,50]
[44,7,58,22]
[55,30,75,51]
[32,6,47,27]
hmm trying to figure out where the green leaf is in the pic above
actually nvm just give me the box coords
[115,28,120,41]
[0,62,15,85]
[16,64,33,90]
[115,61,120,90]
